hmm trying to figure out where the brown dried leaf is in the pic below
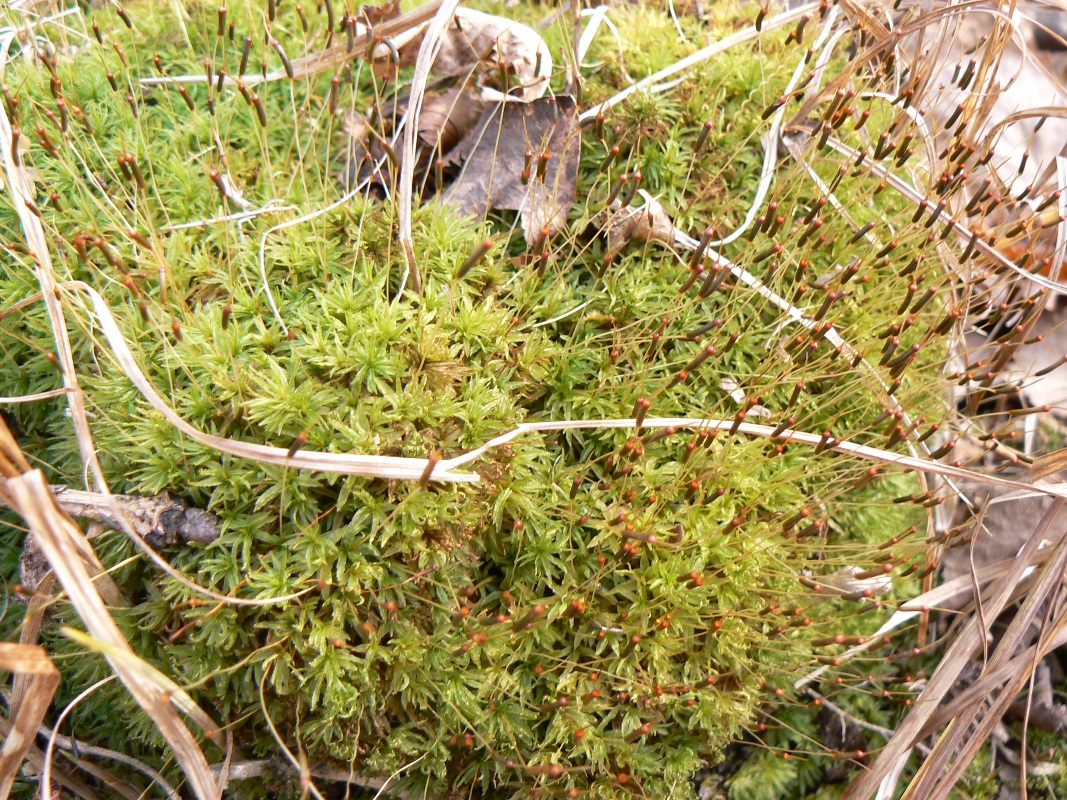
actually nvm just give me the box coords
[360,0,402,26]
[441,96,579,244]
[396,8,551,102]
[599,190,675,259]
[0,644,59,800]
[417,86,486,154]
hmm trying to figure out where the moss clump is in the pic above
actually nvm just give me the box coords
[0,1,956,798]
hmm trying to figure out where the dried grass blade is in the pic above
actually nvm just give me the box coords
[0,31,104,493]
[843,498,1067,799]
[4,470,221,800]
[64,281,475,482]
[396,0,462,295]
[918,603,1067,739]
[903,505,1067,799]
[1033,445,1067,481]
[9,574,55,719]
[0,644,59,800]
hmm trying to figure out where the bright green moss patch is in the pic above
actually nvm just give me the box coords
[0,1,958,798]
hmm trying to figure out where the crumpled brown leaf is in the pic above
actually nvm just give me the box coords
[441,95,580,244]
[417,85,487,154]
[395,7,552,103]
[594,190,675,259]
[342,84,487,190]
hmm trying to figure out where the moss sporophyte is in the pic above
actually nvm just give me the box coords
[0,1,1060,799]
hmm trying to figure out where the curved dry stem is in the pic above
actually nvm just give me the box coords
[37,674,181,800]
[0,30,104,493]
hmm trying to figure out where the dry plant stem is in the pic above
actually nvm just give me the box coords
[0,32,103,491]
[37,282,1067,501]
[576,2,818,124]
[66,280,473,481]
[1,469,222,800]
[0,31,125,609]
[396,0,462,296]
[904,507,1067,799]
[161,201,297,233]
[0,714,101,800]
[1034,444,1067,480]
[842,498,1067,800]
[0,644,59,800]
[444,418,1067,501]
[919,605,1067,739]
[59,758,143,800]
[0,388,71,404]
[804,688,914,748]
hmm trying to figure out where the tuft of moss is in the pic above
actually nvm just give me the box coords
[0,1,962,798]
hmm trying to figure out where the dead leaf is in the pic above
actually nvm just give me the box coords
[360,0,402,26]
[342,85,486,191]
[940,481,1067,603]
[441,95,580,244]
[417,86,486,155]
[396,8,552,103]
[597,190,675,259]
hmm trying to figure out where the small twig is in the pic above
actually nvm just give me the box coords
[15,486,221,546]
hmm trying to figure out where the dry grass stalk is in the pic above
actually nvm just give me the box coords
[0,30,104,495]
[0,419,223,800]
[843,499,1067,799]
[0,643,59,800]
[396,0,462,296]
